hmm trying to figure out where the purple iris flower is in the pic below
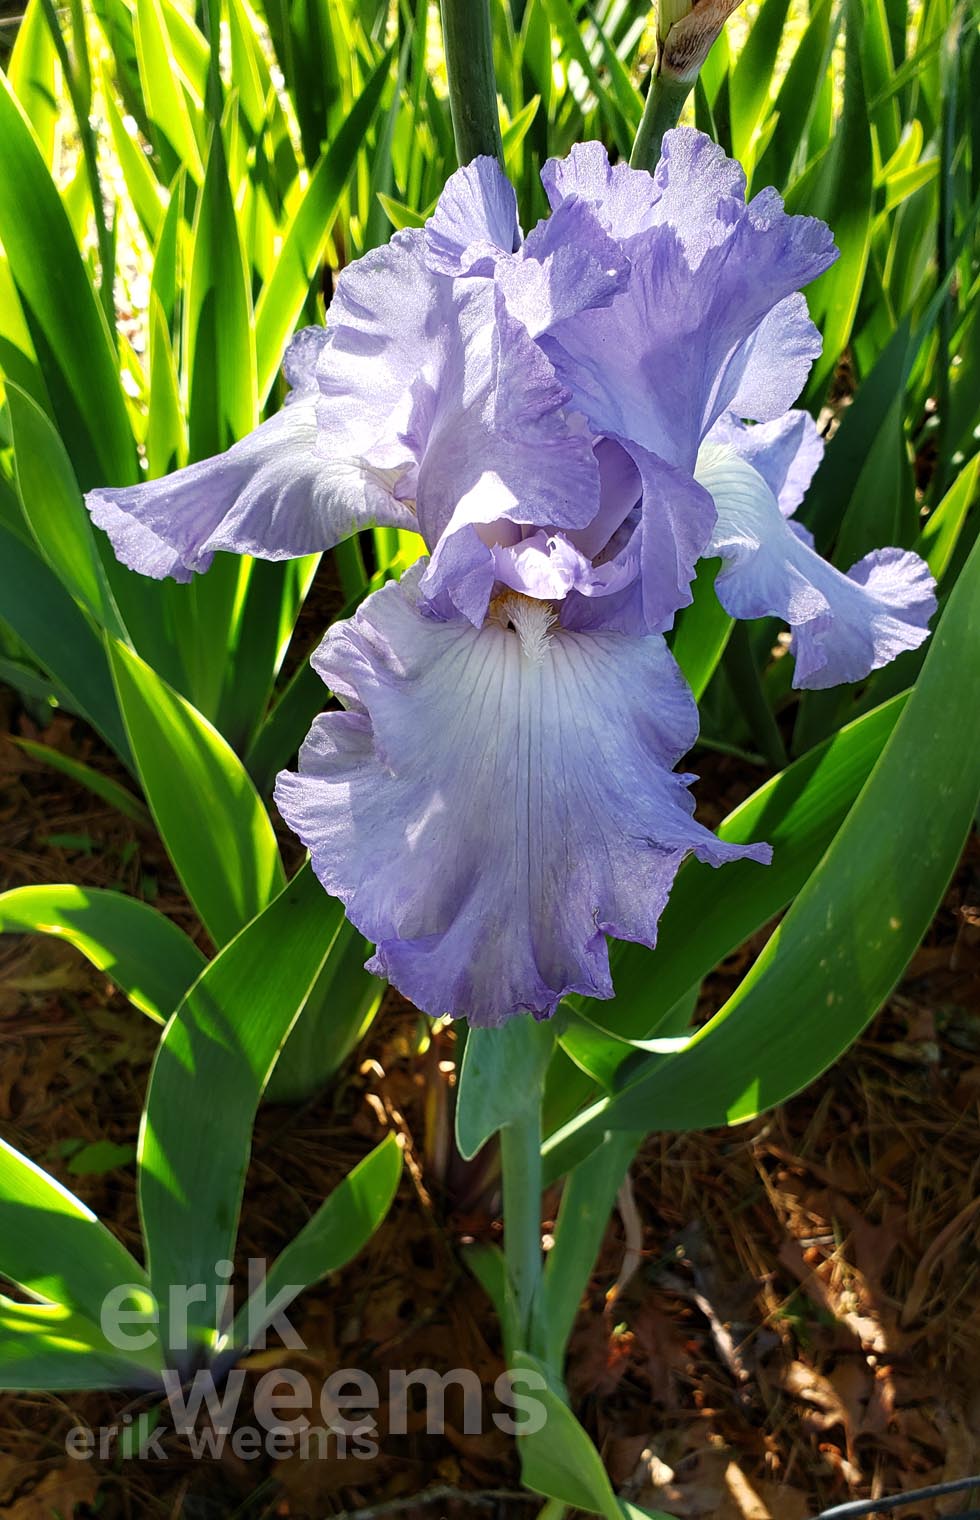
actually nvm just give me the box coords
[86,129,936,1026]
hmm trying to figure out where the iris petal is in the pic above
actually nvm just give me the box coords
[415,285,599,547]
[274,567,770,1026]
[706,410,824,516]
[541,140,662,237]
[542,131,746,253]
[84,300,429,581]
[495,198,629,336]
[86,391,415,583]
[314,229,454,476]
[628,441,717,631]
[424,156,521,275]
[697,447,937,689]
[415,285,601,622]
[542,147,836,471]
[118,229,507,576]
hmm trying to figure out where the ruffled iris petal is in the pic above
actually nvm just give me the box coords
[274,568,770,1026]
[707,410,824,516]
[542,131,746,253]
[640,129,747,259]
[542,142,837,472]
[541,140,661,237]
[86,390,415,583]
[495,198,629,336]
[627,442,717,631]
[415,285,599,545]
[84,306,431,581]
[423,156,521,275]
[718,295,824,430]
[696,446,937,689]
[314,229,451,481]
[414,286,601,621]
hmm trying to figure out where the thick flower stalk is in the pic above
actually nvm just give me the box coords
[86,130,936,1027]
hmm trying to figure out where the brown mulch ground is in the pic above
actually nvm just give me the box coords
[1,681,979,1520]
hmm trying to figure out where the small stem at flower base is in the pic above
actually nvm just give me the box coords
[440,0,504,167]
[500,1101,543,1342]
[629,68,693,174]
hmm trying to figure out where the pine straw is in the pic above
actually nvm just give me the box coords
[1,694,978,1520]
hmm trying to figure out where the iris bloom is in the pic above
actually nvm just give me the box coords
[87,130,936,1026]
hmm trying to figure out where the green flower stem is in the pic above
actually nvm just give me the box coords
[629,68,694,173]
[500,1098,543,1342]
[440,0,504,166]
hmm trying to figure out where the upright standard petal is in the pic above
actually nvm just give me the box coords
[559,440,716,635]
[424,156,521,276]
[629,442,716,631]
[495,197,630,337]
[313,228,456,482]
[415,284,601,622]
[541,140,662,238]
[320,236,602,626]
[544,210,835,473]
[274,569,769,1026]
[542,131,746,254]
[695,446,937,689]
[542,134,837,472]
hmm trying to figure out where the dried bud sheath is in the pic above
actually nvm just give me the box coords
[630,0,745,170]
[660,0,744,80]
